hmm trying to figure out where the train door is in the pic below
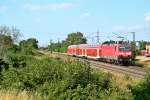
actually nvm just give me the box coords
[96,48,101,58]
[85,49,87,56]
[82,49,85,56]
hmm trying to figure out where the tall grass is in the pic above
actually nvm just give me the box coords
[0,90,39,100]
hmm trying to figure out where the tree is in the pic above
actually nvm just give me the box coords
[0,26,11,35]
[0,26,21,44]
[139,40,146,50]
[26,38,38,49]
[19,40,27,53]
[19,38,38,55]
[0,35,13,48]
[102,40,116,44]
[0,34,13,58]
[131,41,139,61]
[0,26,21,58]
[66,32,87,45]
[11,27,22,43]
[19,38,38,50]
[48,32,87,53]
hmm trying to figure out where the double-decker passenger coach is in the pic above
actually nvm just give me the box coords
[67,43,132,65]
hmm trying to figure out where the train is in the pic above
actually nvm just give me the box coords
[67,43,132,65]
[140,45,150,57]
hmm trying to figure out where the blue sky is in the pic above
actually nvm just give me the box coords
[0,0,150,46]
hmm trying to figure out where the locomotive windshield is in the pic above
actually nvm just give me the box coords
[119,46,131,51]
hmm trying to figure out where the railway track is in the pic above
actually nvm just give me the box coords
[42,51,148,78]
[84,59,146,78]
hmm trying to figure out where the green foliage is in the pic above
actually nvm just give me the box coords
[0,35,13,58]
[0,26,21,44]
[0,55,133,99]
[26,38,38,49]
[102,40,116,44]
[9,44,20,53]
[66,32,87,45]
[0,59,9,72]
[0,35,13,48]
[131,72,150,100]
[131,41,139,61]
[19,38,38,55]
[131,41,147,61]
[0,26,21,59]
[139,40,146,50]
[7,54,27,68]
[48,32,87,53]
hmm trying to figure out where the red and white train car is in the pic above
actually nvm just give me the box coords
[67,43,132,65]
[140,45,150,57]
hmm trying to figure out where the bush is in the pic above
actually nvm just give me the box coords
[7,54,27,68]
[0,59,9,72]
[131,72,150,100]
[0,55,133,99]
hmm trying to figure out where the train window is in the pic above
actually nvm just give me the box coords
[119,46,131,51]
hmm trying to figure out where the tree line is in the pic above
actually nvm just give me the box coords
[48,32,87,52]
[0,26,38,57]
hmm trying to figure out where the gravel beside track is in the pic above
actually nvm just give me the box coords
[85,59,146,78]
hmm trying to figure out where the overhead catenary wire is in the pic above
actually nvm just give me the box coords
[86,30,132,44]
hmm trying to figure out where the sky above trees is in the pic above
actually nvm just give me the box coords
[0,0,150,46]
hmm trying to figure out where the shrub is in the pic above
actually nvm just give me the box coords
[0,59,9,72]
[7,54,27,68]
[131,72,150,100]
[0,56,133,99]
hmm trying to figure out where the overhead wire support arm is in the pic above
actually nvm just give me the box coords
[96,30,100,44]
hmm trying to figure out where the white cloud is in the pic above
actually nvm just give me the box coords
[23,3,74,11]
[144,12,150,22]
[0,5,8,13]
[112,25,147,33]
[80,12,90,18]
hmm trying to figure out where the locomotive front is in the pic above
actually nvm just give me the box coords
[118,44,132,65]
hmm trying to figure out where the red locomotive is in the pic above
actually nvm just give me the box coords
[67,43,132,65]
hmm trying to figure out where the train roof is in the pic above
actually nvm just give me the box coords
[68,43,130,48]
[68,45,77,48]
[68,44,109,48]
